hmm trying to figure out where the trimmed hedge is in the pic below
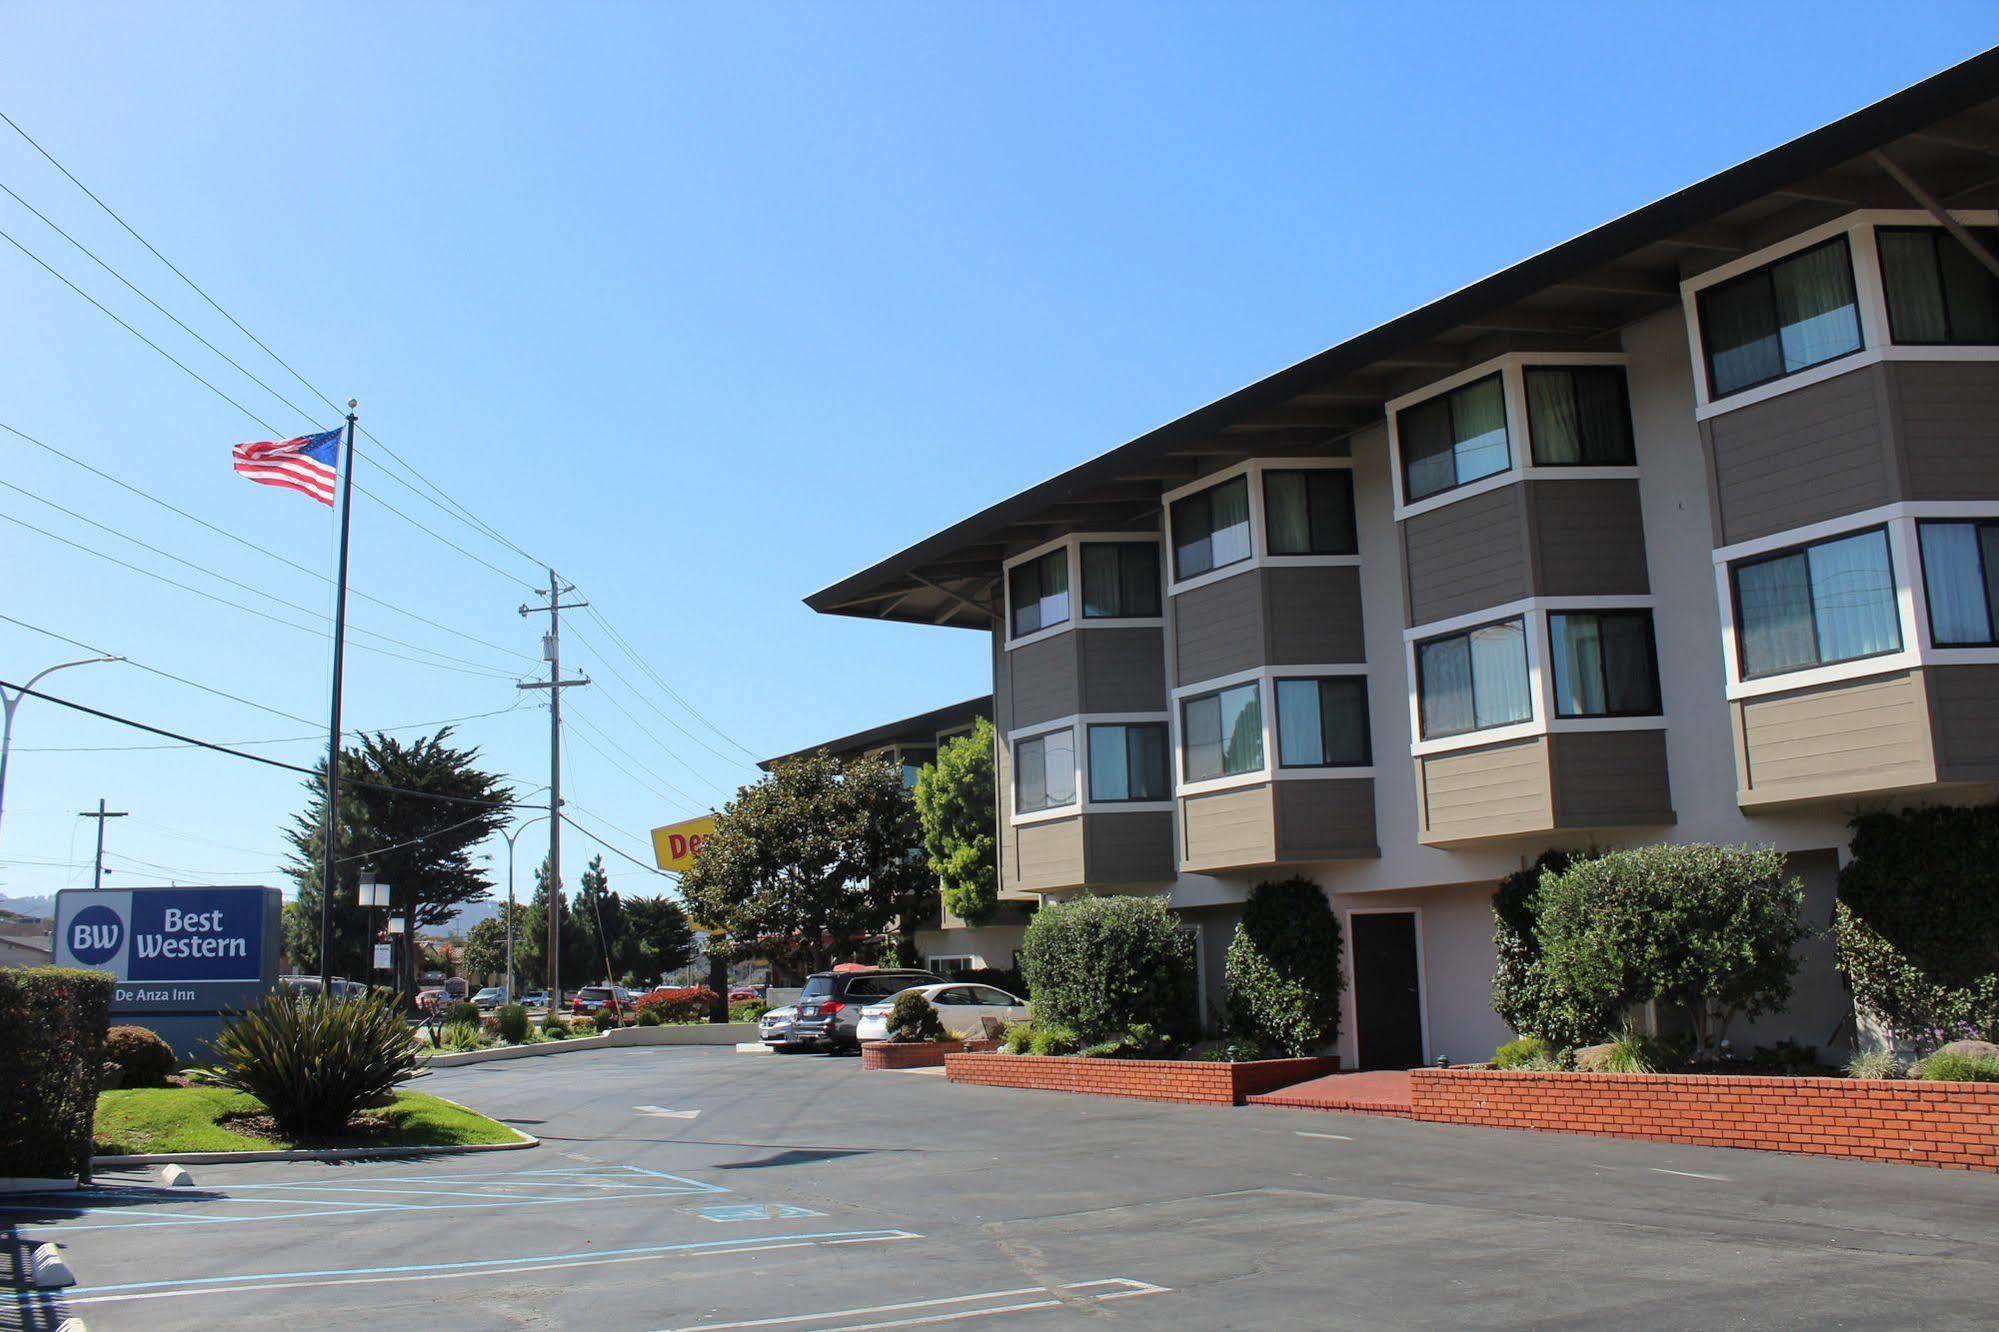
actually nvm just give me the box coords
[0,966,115,1181]
[1224,878,1344,1057]
[1490,850,1603,1047]
[1019,895,1196,1045]
[635,985,718,1023]
[104,1025,177,1088]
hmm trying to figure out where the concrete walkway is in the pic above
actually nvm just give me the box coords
[1246,1069,1413,1116]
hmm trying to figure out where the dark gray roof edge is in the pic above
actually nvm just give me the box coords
[805,44,1999,617]
[758,694,993,770]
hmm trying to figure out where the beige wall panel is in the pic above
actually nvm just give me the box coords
[1737,671,1936,804]
[1180,784,1277,871]
[1417,737,1552,844]
[1007,633,1079,729]
[1925,664,1999,783]
[1011,816,1086,893]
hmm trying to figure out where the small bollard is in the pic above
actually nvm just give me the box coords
[30,1241,75,1288]
[158,1163,195,1188]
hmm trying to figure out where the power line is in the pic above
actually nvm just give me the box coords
[563,710,704,810]
[579,604,763,763]
[560,811,671,879]
[351,479,539,592]
[567,620,758,774]
[560,646,743,794]
[0,610,317,726]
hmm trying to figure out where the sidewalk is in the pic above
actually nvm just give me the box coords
[1246,1069,1413,1117]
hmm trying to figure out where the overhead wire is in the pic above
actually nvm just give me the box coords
[577,604,763,763]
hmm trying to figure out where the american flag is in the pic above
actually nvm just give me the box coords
[231,429,340,505]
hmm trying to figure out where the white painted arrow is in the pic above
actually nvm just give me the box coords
[635,1105,701,1119]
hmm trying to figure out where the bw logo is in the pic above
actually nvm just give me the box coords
[69,904,124,965]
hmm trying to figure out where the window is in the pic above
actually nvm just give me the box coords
[1548,611,1661,717]
[1171,476,1251,580]
[1698,236,1863,398]
[1918,520,1999,646]
[926,955,974,979]
[1081,542,1162,618]
[1416,618,1532,739]
[1087,723,1170,802]
[1878,227,1999,346]
[1524,367,1635,466]
[1274,677,1371,767]
[1008,549,1069,637]
[1182,682,1263,781]
[1263,469,1357,555]
[1732,527,1900,679]
[1014,729,1076,812]
[1397,374,1509,502]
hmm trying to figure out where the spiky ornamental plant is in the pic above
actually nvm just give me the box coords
[198,989,421,1138]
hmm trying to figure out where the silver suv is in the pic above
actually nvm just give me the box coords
[788,969,940,1052]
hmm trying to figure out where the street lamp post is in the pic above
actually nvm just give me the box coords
[500,814,549,1002]
[0,655,123,844]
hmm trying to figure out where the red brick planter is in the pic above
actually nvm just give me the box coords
[943,1052,1338,1105]
[861,1040,962,1070]
[1410,1069,1999,1172]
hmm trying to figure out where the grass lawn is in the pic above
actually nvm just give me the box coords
[93,1086,525,1156]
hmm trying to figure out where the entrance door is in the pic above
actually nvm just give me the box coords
[1351,912,1424,1070]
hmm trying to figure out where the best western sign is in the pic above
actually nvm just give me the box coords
[651,815,716,874]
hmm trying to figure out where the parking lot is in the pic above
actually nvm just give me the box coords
[9,1047,1999,1329]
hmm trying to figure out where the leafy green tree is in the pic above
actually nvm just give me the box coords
[462,903,528,986]
[625,894,696,985]
[1225,878,1344,1056]
[575,854,627,986]
[681,751,929,974]
[283,729,513,993]
[915,720,999,926]
[517,859,591,993]
[1490,849,1607,1048]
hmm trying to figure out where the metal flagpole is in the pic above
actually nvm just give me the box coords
[319,401,359,993]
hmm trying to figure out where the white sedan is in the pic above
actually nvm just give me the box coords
[855,983,1031,1043]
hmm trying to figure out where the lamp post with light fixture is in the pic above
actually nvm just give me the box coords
[0,655,123,846]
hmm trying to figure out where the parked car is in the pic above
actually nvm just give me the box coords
[856,983,1031,1043]
[414,986,449,1014]
[728,985,766,1002]
[758,1004,799,1049]
[787,968,941,1052]
[571,984,637,1016]
[471,986,508,1010]
[279,975,367,1000]
[520,989,550,1009]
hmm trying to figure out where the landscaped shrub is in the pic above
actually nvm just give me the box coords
[887,991,946,1043]
[1535,844,1806,1060]
[1490,850,1609,1048]
[730,1000,771,1023]
[494,1003,530,1044]
[1019,895,1196,1045]
[103,1025,177,1088]
[1223,878,1344,1057]
[592,1008,620,1033]
[634,986,718,1024]
[1749,1039,1822,1075]
[1834,805,1999,1051]
[543,1019,570,1041]
[1198,1035,1264,1063]
[0,966,114,1180]
[443,1000,480,1027]
[635,1007,663,1027]
[1845,1049,1905,1080]
[1078,1023,1173,1060]
[1493,1035,1553,1070]
[439,1020,487,1052]
[1911,1051,1999,1082]
[197,989,420,1138]
[1001,1020,1033,1054]
[1027,1024,1078,1057]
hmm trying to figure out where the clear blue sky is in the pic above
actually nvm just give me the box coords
[1,5,1993,911]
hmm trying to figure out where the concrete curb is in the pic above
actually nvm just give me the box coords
[423,1023,759,1067]
[91,1093,537,1167]
[0,1176,80,1194]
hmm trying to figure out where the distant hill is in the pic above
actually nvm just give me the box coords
[0,894,55,920]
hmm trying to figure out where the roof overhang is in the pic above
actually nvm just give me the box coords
[758,694,993,770]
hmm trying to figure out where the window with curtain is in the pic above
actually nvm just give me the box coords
[1548,611,1661,717]
[1877,227,1999,346]
[1274,677,1371,767]
[1263,469,1357,555]
[1087,723,1170,801]
[1524,367,1635,466]
[1918,520,1999,646]
[1008,549,1069,638]
[1416,617,1532,738]
[1732,527,1900,679]
[1171,476,1252,580]
[1080,543,1162,618]
[1182,682,1263,782]
[1014,729,1076,813]
[1397,374,1510,502]
[1697,236,1863,398]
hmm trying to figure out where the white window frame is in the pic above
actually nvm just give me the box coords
[1002,533,1164,651]
[1386,351,1638,522]
[1007,717,1082,824]
[1007,712,1175,823]
[1402,597,1665,757]
[925,953,975,978]
[1680,209,1999,421]
[1168,664,1375,796]
[1162,458,1361,597]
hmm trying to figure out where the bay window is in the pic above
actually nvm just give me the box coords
[1732,527,1899,679]
[1274,677,1371,767]
[1087,723,1170,802]
[1877,226,1999,346]
[1697,236,1863,398]
[1008,548,1069,638]
[1182,682,1263,782]
[1081,542,1162,618]
[1919,519,1999,646]
[1524,366,1635,466]
[1263,469,1357,555]
[1171,476,1252,580]
[1398,373,1509,502]
[1014,729,1076,813]
[1548,611,1660,717]
[1417,617,1531,739]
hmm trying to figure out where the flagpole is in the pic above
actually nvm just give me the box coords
[319,400,359,995]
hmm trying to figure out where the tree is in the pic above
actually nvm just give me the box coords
[1490,850,1608,1048]
[517,859,591,992]
[1225,878,1344,1056]
[680,751,929,974]
[1535,844,1807,1059]
[915,719,999,926]
[1019,895,1198,1045]
[625,894,696,985]
[575,854,627,986]
[462,903,529,986]
[283,729,513,993]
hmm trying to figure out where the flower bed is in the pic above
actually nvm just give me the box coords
[1409,1068,1999,1172]
[943,1052,1338,1105]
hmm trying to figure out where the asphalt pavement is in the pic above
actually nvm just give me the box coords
[7,1047,1999,1329]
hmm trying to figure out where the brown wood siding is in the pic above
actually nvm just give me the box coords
[1736,671,1936,805]
[1402,486,1530,625]
[1172,570,1264,686]
[1416,737,1552,845]
[1894,361,1999,500]
[1528,480,1651,597]
[1925,664,1999,782]
[1007,633,1079,729]
[1547,730,1675,828]
[1078,627,1168,712]
[1082,810,1176,884]
[1705,366,1891,546]
[1264,567,1366,664]
[1180,784,1276,871]
[993,630,1027,897]
[1272,779,1379,860]
[1011,816,1086,893]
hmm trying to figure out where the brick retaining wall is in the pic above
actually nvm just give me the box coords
[943,1053,1337,1105]
[1409,1069,1999,1172]
[861,1041,961,1070]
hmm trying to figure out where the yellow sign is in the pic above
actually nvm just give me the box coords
[651,815,717,874]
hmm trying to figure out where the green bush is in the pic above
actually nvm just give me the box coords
[0,966,114,1180]
[1490,850,1609,1048]
[1493,1035,1553,1070]
[443,1000,480,1027]
[887,991,946,1043]
[592,1009,620,1033]
[1845,1049,1905,1080]
[494,1003,530,1044]
[104,1024,177,1088]
[1001,1020,1033,1054]
[730,1000,771,1023]
[197,990,419,1138]
[1019,895,1196,1045]
[438,1020,486,1052]
[1223,878,1344,1057]
[1536,844,1806,1060]
[1912,1051,1999,1082]
[1078,1023,1173,1060]
[1199,1035,1265,1063]
[1027,1024,1078,1057]
[543,1020,570,1041]
[1750,1039,1822,1075]
[1595,1028,1673,1074]
[634,1007,663,1027]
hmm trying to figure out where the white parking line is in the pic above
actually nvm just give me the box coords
[1649,1168,1730,1182]
[658,1278,1171,1330]
[1295,1131,1354,1141]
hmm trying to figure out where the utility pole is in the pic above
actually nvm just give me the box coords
[80,798,127,890]
[518,570,588,1009]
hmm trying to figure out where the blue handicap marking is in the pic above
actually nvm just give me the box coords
[686,1202,826,1223]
